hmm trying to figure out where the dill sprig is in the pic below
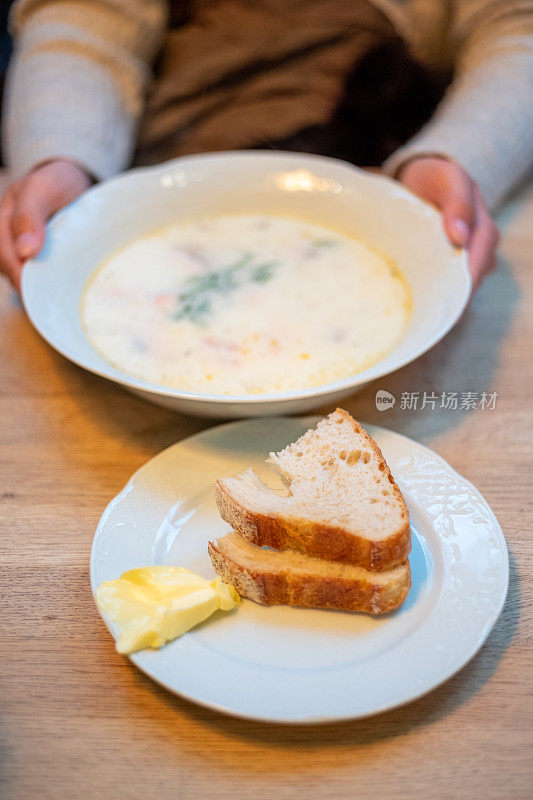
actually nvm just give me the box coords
[173,252,279,324]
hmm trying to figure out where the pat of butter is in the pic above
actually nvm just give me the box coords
[95,566,240,654]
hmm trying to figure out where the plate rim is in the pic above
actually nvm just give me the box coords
[90,417,508,724]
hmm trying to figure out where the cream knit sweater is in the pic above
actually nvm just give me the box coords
[3,0,533,210]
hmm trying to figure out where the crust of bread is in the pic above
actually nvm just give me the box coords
[215,410,410,570]
[208,539,411,614]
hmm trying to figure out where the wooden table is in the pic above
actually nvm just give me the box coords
[1,187,532,800]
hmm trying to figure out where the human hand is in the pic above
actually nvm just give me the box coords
[0,159,92,291]
[398,156,499,291]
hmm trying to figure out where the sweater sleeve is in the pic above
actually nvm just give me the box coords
[2,0,167,180]
[383,1,533,211]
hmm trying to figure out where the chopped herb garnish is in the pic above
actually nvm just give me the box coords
[312,238,337,247]
[172,252,279,324]
[251,261,277,283]
[227,253,254,273]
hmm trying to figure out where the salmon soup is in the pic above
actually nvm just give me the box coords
[81,215,411,394]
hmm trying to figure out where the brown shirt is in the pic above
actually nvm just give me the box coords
[136,1,399,163]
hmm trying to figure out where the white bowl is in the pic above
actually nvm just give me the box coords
[22,151,470,418]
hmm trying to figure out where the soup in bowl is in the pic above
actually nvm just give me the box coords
[82,214,412,396]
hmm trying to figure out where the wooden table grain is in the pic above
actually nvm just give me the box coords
[1,186,532,800]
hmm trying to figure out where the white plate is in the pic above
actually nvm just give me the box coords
[90,417,507,723]
[23,151,470,418]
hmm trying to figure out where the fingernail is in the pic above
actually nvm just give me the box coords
[15,232,39,259]
[452,219,470,247]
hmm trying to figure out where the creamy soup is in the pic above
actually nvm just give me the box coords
[82,215,411,395]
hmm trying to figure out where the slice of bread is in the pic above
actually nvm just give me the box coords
[215,408,410,570]
[208,532,411,613]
